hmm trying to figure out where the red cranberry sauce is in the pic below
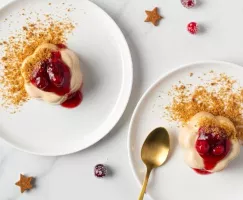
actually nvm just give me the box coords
[193,168,211,175]
[61,91,83,108]
[195,126,231,172]
[31,51,71,96]
[30,46,82,108]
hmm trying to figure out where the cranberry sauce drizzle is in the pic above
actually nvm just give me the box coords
[193,168,211,175]
[30,47,82,108]
[61,91,83,108]
[195,127,231,172]
[31,51,71,96]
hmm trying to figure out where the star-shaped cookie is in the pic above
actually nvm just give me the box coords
[145,7,162,26]
[15,174,33,193]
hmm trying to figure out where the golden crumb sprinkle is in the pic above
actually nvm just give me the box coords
[0,15,75,111]
[198,117,236,139]
[166,72,243,141]
[21,47,52,82]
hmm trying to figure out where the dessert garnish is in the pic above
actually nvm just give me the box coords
[144,7,163,26]
[21,43,83,107]
[164,72,243,174]
[187,22,199,34]
[196,126,231,170]
[179,112,240,174]
[0,13,75,112]
[94,164,107,178]
[181,0,196,8]
[165,72,243,141]
[15,174,33,193]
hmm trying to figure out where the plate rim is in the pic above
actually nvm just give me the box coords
[127,60,243,200]
[0,0,133,156]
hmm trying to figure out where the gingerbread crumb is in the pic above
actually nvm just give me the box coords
[166,72,243,140]
[198,117,236,139]
[21,47,52,82]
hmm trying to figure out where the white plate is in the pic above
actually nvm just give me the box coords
[0,0,132,156]
[128,61,243,200]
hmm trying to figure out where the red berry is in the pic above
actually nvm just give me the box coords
[31,61,49,90]
[181,0,196,8]
[187,22,198,34]
[35,76,48,89]
[196,140,210,155]
[32,62,48,79]
[212,145,225,156]
[47,61,64,87]
[51,74,64,87]
[47,61,59,74]
[94,164,107,178]
[39,62,47,74]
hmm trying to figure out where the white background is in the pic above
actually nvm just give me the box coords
[1,0,243,199]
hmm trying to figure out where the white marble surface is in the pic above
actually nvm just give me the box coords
[1,0,243,199]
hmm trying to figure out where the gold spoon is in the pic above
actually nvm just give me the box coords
[138,127,170,200]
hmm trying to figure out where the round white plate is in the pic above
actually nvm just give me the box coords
[0,0,132,156]
[128,61,243,200]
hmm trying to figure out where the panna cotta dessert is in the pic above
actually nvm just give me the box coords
[20,43,83,108]
[179,112,240,174]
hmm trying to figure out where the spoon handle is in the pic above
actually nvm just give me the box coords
[138,166,152,200]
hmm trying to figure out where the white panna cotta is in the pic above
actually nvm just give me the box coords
[179,112,240,174]
[21,43,83,106]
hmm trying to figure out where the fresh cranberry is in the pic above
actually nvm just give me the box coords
[94,164,107,178]
[47,61,64,87]
[35,76,48,89]
[187,22,198,34]
[212,145,225,156]
[196,140,210,155]
[181,0,196,8]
